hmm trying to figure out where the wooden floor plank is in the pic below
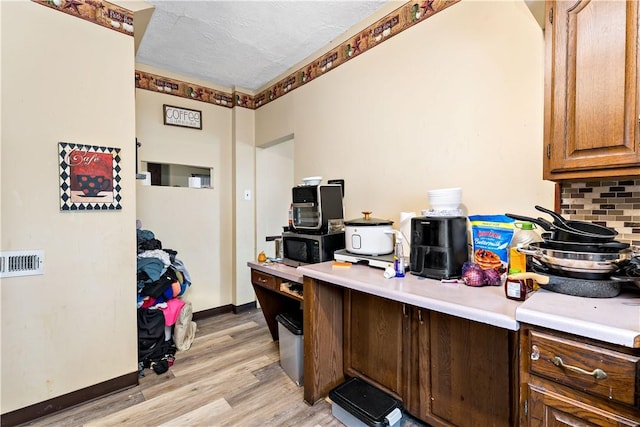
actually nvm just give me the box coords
[86,370,259,426]
[19,308,427,427]
[157,398,232,427]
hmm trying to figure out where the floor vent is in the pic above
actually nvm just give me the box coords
[0,250,44,278]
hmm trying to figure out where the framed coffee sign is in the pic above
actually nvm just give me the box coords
[58,142,122,211]
[163,104,202,129]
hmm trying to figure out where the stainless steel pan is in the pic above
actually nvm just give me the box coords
[518,243,631,279]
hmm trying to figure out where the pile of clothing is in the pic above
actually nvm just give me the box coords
[136,228,197,376]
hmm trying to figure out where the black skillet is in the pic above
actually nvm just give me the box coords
[511,262,622,298]
[539,232,629,253]
[534,205,618,238]
[505,213,616,243]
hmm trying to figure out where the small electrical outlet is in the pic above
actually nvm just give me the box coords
[243,190,251,201]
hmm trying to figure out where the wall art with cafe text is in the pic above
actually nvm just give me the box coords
[58,142,122,211]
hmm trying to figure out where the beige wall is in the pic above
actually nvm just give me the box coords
[135,64,236,312]
[256,139,295,258]
[1,1,137,413]
[256,0,555,224]
[255,95,295,148]
[0,0,557,416]
[231,106,256,306]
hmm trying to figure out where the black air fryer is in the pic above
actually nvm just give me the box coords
[410,216,468,279]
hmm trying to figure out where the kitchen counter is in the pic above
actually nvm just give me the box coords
[517,288,640,348]
[248,260,303,284]
[297,261,520,330]
[249,260,640,348]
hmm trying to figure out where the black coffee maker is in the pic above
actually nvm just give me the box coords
[410,216,468,279]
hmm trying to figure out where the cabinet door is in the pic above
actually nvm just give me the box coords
[528,383,639,427]
[343,290,405,397]
[406,306,430,421]
[545,0,640,179]
[428,312,514,427]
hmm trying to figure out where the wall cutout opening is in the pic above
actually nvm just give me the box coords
[144,162,213,188]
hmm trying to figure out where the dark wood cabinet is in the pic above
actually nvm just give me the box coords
[342,290,516,427]
[250,269,302,341]
[520,325,640,426]
[343,290,406,398]
[528,382,639,427]
[426,311,515,427]
[543,0,640,180]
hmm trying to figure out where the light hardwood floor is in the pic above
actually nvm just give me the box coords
[21,309,426,427]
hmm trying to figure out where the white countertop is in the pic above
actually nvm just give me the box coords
[248,260,640,347]
[298,262,521,331]
[517,289,640,348]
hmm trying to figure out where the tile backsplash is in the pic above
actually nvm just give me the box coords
[560,179,640,245]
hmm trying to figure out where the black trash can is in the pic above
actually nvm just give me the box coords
[329,377,403,427]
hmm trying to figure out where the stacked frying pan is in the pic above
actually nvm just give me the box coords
[506,206,639,298]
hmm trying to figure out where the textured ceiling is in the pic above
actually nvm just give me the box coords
[135,0,392,91]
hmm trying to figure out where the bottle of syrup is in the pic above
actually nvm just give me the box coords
[505,269,533,301]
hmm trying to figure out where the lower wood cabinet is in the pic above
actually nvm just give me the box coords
[425,310,515,427]
[520,325,640,426]
[343,290,405,397]
[250,269,302,341]
[343,289,516,427]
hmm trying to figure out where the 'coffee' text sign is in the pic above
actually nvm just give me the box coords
[163,104,202,129]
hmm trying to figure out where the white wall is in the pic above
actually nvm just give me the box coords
[256,0,555,225]
[1,1,137,413]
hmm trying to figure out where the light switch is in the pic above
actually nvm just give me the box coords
[243,190,251,201]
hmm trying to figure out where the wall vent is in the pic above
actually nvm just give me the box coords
[0,250,44,278]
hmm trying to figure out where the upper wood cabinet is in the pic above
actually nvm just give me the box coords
[543,0,640,181]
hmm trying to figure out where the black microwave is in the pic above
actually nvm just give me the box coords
[282,231,345,267]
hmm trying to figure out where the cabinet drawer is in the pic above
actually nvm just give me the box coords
[529,330,640,406]
[251,270,277,290]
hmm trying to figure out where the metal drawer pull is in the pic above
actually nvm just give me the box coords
[258,277,267,283]
[551,356,607,380]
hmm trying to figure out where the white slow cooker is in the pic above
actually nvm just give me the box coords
[344,211,394,256]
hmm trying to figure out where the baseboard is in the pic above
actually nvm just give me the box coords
[1,371,138,427]
[192,304,233,321]
[233,301,257,314]
[192,301,257,321]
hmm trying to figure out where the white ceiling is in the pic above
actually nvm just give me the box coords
[135,0,392,91]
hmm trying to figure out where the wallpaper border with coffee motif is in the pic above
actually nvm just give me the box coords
[32,0,134,36]
[134,0,460,109]
[34,0,460,110]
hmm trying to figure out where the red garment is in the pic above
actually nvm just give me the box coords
[140,297,156,308]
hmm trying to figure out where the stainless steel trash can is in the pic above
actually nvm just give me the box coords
[276,312,303,386]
